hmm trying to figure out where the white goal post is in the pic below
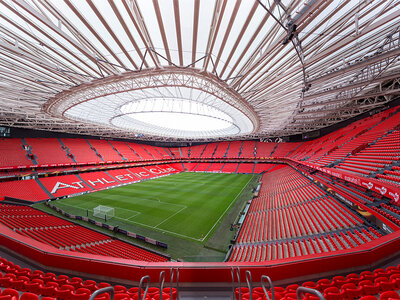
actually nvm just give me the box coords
[93,205,114,221]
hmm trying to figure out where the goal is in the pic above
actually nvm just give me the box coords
[93,205,114,221]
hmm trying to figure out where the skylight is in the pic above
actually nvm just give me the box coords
[121,99,234,132]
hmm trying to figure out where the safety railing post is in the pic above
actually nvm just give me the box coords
[245,270,253,300]
[138,275,150,300]
[159,271,165,300]
[261,275,274,300]
[170,267,180,300]
[231,266,241,299]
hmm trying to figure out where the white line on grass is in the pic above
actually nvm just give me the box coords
[56,202,141,222]
[154,205,187,228]
[200,176,253,242]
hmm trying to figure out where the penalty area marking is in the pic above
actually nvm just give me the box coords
[116,207,141,220]
[54,202,141,222]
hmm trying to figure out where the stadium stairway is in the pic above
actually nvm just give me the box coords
[25,138,73,165]
[213,142,230,159]
[240,141,256,158]
[108,141,141,161]
[228,141,242,158]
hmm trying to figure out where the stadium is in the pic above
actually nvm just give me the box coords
[0,0,399,299]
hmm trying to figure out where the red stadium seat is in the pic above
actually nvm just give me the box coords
[360,272,376,282]
[83,280,97,292]
[332,275,350,288]
[151,293,171,300]
[54,275,70,286]
[19,293,39,300]
[0,274,15,288]
[359,280,380,296]
[286,284,300,294]
[23,279,43,294]
[302,281,317,289]
[323,287,344,300]
[379,291,400,300]
[29,270,44,280]
[54,284,75,300]
[10,276,29,291]
[114,285,127,294]
[374,277,397,292]
[346,273,360,285]
[40,282,59,298]
[341,283,362,299]
[1,288,19,299]
[70,277,84,290]
[390,274,400,289]
[113,294,131,300]
[71,288,91,300]
[162,288,177,300]
[316,279,333,292]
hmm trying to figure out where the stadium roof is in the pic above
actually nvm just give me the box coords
[0,0,399,141]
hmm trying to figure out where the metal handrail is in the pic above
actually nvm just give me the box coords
[296,287,325,300]
[231,266,242,300]
[88,286,114,300]
[170,267,180,300]
[261,275,274,300]
[138,275,150,300]
[245,271,253,300]
[159,271,165,300]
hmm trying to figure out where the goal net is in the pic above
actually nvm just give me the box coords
[93,205,114,221]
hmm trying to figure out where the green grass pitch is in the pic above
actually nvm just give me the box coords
[52,172,254,243]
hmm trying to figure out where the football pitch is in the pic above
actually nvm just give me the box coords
[51,172,254,243]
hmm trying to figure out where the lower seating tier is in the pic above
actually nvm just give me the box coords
[231,227,381,262]
[0,204,167,262]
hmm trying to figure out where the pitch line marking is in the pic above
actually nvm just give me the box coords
[200,176,253,242]
[154,205,188,228]
[55,202,142,222]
